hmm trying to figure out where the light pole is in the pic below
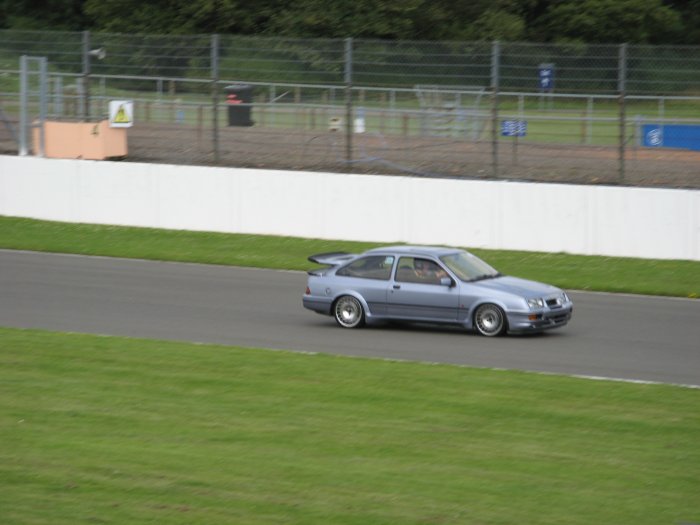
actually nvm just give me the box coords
[84,47,106,120]
[82,31,106,121]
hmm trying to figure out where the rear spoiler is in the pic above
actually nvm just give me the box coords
[307,252,356,266]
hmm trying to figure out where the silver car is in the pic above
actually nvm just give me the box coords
[303,246,573,336]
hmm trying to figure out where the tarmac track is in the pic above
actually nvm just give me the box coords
[1,250,698,387]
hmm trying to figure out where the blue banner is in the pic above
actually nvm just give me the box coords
[538,64,555,91]
[642,124,700,151]
[501,120,527,137]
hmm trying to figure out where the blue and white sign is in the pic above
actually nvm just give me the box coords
[645,127,663,147]
[642,124,700,151]
[501,120,527,137]
[539,63,555,91]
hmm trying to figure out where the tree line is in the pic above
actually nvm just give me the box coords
[2,0,699,45]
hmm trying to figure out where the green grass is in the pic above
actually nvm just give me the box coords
[0,326,698,525]
[1,216,698,298]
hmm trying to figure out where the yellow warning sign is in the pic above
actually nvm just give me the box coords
[109,100,134,128]
[113,105,130,124]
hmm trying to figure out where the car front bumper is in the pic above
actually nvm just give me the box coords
[506,306,573,334]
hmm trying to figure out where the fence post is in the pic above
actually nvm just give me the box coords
[19,55,28,155]
[491,40,500,178]
[618,43,627,185]
[586,97,593,144]
[211,34,220,164]
[197,105,203,148]
[38,57,47,156]
[345,37,353,167]
[82,30,90,120]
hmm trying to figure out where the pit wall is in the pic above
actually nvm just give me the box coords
[1,155,698,261]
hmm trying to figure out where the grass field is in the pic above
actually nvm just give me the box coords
[1,216,698,298]
[1,327,699,525]
[1,213,699,524]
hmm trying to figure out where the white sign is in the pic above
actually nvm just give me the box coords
[646,128,662,146]
[109,100,134,128]
[354,107,366,133]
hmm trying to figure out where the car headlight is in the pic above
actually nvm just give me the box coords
[562,292,570,303]
[527,297,545,309]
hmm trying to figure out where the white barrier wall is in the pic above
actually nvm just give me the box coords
[1,155,698,261]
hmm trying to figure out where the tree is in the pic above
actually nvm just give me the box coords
[532,0,683,44]
[408,0,531,41]
[0,0,88,30]
[663,0,700,44]
[264,0,425,40]
[465,9,526,41]
[0,0,697,45]
[84,0,278,34]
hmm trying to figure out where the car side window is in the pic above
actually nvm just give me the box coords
[336,255,395,281]
[395,257,448,285]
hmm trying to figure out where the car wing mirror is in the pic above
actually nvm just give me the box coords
[440,277,454,287]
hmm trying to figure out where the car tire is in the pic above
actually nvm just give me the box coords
[333,295,365,329]
[474,303,507,337]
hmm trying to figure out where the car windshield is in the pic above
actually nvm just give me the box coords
[440,251,501,282]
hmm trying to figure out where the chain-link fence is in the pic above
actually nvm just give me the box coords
[1,30,699,188]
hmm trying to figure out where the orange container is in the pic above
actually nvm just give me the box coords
[33,120,127,160]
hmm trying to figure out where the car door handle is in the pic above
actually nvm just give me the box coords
[393,285,401,290]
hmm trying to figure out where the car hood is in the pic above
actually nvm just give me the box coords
[469,275,560,298]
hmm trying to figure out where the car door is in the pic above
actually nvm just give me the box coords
[387,256,459,320]
[456,283,484,322]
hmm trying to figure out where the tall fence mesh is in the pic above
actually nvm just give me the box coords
[1,30,698,188]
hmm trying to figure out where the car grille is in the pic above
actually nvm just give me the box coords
[546,293,568,309]
[546,312,570,325]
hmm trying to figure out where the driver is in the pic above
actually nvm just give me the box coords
[413,259,447,283]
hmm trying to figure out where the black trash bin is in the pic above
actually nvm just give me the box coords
[224,84,254,127]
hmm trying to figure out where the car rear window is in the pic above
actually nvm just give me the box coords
[336,255,395,280]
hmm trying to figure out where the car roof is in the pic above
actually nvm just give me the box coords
[364,245,463,258]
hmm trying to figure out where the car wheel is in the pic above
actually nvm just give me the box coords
[474,303,507,337]
[334,296,365,329]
